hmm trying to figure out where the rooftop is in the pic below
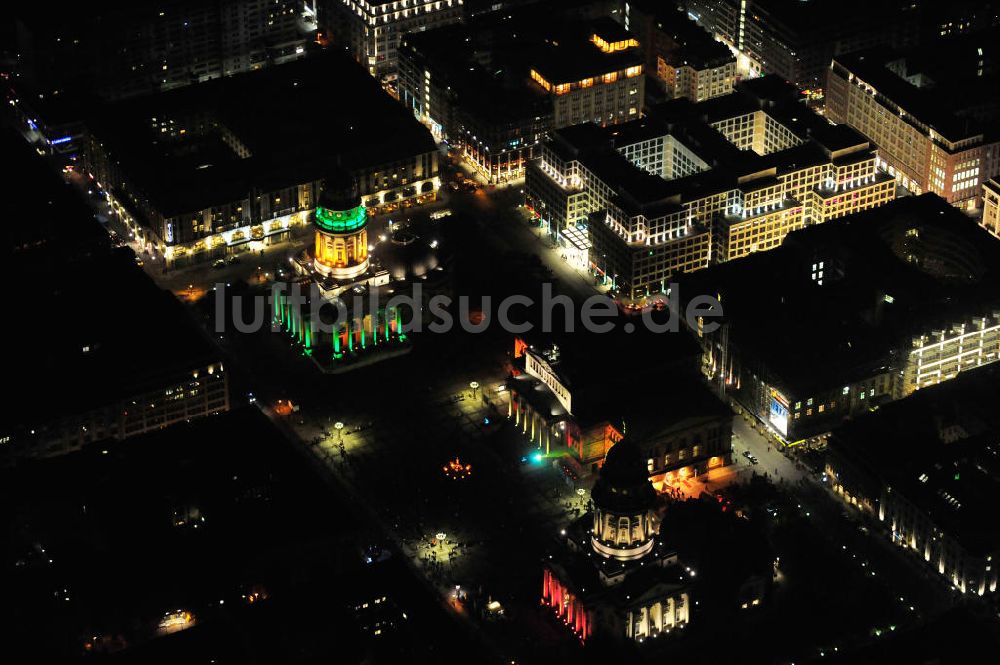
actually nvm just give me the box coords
[511,326,707,428]
[1,133,219,429]
[633,2,735,70]
[543,76,870,219]
[679,194,1000,396]
[87,51,437,216]
[830,364,1000,557]
[833,32,1000,142]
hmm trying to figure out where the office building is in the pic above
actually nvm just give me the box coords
[322,0,464,80]
[679,194,1000,445]
[526,76,895,299]
[982,178,1000,238]
[630,2,736,102]
[826,38,1000,209]
[1,130,229,462]
[398,16,643,182]
[826,365,1000,596]
[83,52,440,268]
[682,0,920,92]
[528,18,645,129]
[13,0,316,101]
[397,20,551,183]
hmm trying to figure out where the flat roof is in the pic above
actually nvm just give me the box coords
[830,364,1000,557]
[87,52,437,216]
[634,2,735,70]
[678,194,1000,396]
[1,133,220,428]
[833,34,1000,143]
[543,76,872,220]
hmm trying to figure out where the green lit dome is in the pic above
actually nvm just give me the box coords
[315,204,367,233]
[315,171,367,234]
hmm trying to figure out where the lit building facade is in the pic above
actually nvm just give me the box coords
[826,45,1000,210]
[6,360,230,461]
[398,16,643,183]
[527,76,895,300]
[826,366,1000,597]
[83,53,440,267]
[271,285,410,370]
[267,175,445,372]
[981,178,1000,238]
[325,0,464,80]
[542,438,691,643]
[631,2,736,102]
[528,21,645,129]
[14,0,315,101]
[397,23,551,184]
[507,340,622,465]
[506,335,731,484]
[680,194,1000,446]
[682,0,920,92]
[901,314,1000,396]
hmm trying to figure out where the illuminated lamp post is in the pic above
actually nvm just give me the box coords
[469,381,479,398]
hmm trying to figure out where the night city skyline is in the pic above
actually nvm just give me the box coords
[3,1,1000,663]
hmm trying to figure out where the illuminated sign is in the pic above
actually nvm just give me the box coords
[768,388,789,437]
[315,204,367,233]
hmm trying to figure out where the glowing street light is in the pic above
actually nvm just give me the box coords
[469,381,480,398]
[334,421,344,442]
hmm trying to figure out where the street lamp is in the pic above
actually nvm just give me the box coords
[334,421,344,442]
[469,381,479,398]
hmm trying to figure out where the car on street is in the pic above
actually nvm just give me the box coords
[212,259,226,269]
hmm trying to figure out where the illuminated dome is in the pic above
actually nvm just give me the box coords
[313,171,370,279]
[590,438,658,561]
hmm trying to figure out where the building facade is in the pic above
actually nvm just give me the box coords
[526,76,895,300]
[826,44,1000,210]
[83,54,440,267]
[397,23,551,184]
[631,2,737,102]
[325,0,465,80]
[983,178,1000,238]
[15,0,315,101]
[682,0,920,92]
[826,366,1000,597]
[680,194,1000,445]
[528,22,646,129]
[506,335,731,485]
[312,175,371,279]
[542,438,691,642]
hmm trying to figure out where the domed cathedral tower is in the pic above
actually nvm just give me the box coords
[313,170,370,279]
[590,437,659,561]
[541,436,692,643]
